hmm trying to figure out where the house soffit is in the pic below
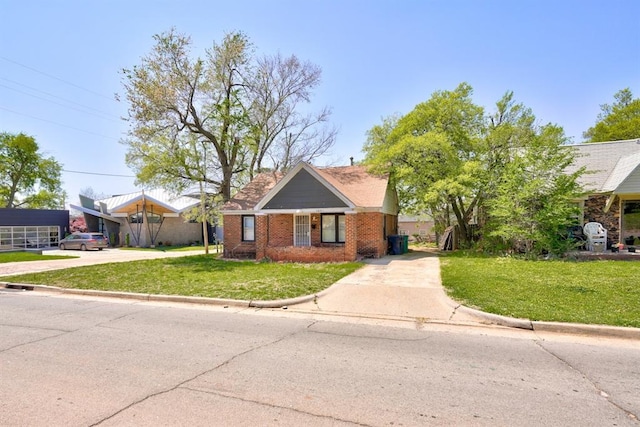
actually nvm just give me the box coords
[254,162,355,210]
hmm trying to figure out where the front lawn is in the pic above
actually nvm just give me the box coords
[440,252,640,328]
[0,252,76,263]
[0,255,362,301]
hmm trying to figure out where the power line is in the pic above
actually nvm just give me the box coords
[0,56,115,101]
[0,106,120,140]
[0,77,121,120]
[63,169,135,178]
[0,82,120,122]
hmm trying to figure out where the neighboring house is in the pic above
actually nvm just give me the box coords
[221,162,399,262]
[0,208,69,250]
[567,138,640,247]
[71,189,207,247]
[398,215,435,241]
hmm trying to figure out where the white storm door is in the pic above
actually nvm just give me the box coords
[294,214,311,247]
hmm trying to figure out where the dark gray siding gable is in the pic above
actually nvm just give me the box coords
[263,169,348,209]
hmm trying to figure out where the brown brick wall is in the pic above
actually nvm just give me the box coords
[268,214,293,246]
[356,212,388,258]
[225,212,397,262]
[584,195,620,246]
[344,213,357,261]
[266,246,346,263]
[223,214,256,258]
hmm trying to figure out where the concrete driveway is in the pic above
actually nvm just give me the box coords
[0,248,209,277]
[289,249,482,325]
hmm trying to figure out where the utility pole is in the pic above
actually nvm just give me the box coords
[200,179,209,255]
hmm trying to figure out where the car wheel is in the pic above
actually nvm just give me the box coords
[80,244,87,251]
[98,248,103,251]
[59,243,65,250]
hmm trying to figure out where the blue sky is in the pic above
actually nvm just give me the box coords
[1,0,639,205]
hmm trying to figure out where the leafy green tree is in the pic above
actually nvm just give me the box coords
[485,124,583,256]
[363,85,584,255]
[364,83,485,245]
[0,132,65,209]
[583,88,640,142]
[120,29,334,202]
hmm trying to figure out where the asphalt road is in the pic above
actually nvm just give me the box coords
[1,290,639,426]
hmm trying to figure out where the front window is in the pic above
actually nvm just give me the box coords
[242,215,255,241]
[321,214,345,243]
[623,201,640,243]
[129,213,143,223]
[129,212,161,223]
[147,213,162,223]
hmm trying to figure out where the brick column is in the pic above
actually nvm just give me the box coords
[345,211,357,261]
[255,213,268,260]
[584,195,620,247]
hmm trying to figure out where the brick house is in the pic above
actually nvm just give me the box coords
[567,138,640,247]
[221,162,399,262]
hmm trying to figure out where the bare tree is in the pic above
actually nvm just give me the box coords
[120,29,335,202]
[245,53,336,178]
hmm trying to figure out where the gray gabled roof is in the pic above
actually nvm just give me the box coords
[602,151,640,192]
[96,189,200,214]
[567,138,640,193]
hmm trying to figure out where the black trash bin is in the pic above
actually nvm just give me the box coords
[388,235,403,255]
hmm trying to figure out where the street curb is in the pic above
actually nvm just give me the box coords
[1,279,342,310]
[531,321,640,340]
[2,283,250,308]
[248,281,340,308]
[443,296,640,340]
[455,304,534,330]
[4,282,640,340]
[2,280,341,309]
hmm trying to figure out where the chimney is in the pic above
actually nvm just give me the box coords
[350,156,354,166]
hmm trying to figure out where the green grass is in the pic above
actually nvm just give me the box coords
[0,255,362,301]
[0,252,77,263]
[440,251,640,328]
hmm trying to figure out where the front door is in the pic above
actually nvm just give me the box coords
[294,214,310,246]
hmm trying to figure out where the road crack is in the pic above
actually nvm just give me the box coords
[534,340,639,423]
[0,328,72,353]
[89,322,317,426]
[180,386,370,426]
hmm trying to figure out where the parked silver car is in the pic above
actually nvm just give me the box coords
[59,233,108,251]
